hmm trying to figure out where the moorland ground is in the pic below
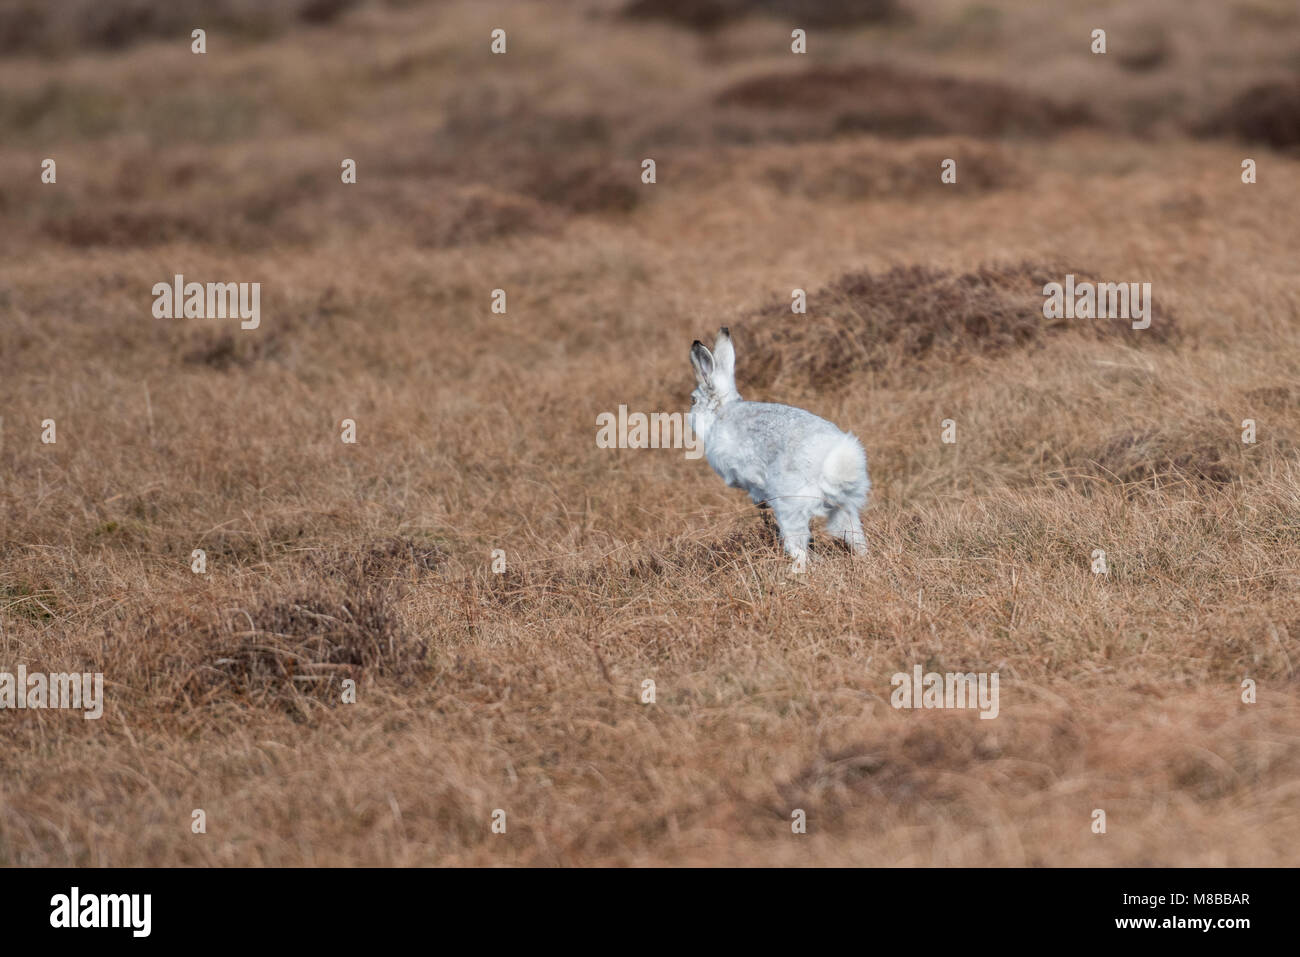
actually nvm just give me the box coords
[2,0,1300,865]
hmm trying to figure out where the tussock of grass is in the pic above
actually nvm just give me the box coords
[624,0,906,31]
[1198,80,1300,149]
[743,263,1177,392]
[716,65,1095,140]
[0,0,362,56]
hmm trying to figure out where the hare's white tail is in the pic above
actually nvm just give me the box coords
[819,434,870,510]
[819,434,870,556]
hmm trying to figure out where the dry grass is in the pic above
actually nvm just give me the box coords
[1,0,1299,867]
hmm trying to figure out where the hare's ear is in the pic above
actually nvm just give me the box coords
[690,340,714,386]
[712,326,735,385]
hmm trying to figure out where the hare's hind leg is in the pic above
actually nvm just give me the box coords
[771,497,816,565]
[827,506,868,556]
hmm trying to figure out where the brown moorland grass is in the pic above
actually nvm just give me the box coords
[1,0,1299,867]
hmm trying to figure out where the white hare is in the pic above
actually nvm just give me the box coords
[688,327,870,564]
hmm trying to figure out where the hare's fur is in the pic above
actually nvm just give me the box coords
[689,327,870,564]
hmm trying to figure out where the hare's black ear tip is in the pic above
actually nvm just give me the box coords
[719,326,731,337]
[691,339,705,349]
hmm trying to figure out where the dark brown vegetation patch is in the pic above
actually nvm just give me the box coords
[0,0,362,55]
[716,65,1093,140]
[429,105,643,216]
[44,203,218,248]
[411,185,564,248]
[1197,80,1300,150]
[742,262,1178,392]
[38,178,324,249]
[1115,22,1172,73]
[518,158,641,216]
[1244,384,1298,408]
[40,178,561,252]
[306,536,445,582]
[623,0,905,31]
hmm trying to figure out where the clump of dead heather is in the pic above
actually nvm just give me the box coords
[741,262,1178,392]
[715,65,1094,142]
[107,539,440,720]
[623,0,906,31]
[1195,79,1300,150]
